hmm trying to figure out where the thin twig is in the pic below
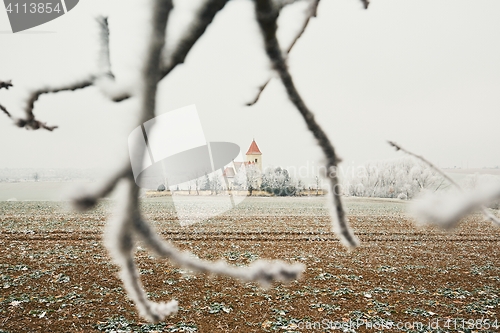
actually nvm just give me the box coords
[247,0,319,106]
[10,18,114,130]
[94,16,138,102]
[1,99,58,131]
[96,16,114,78]
[247,80,271,106]
[130,192,304,286]
[0,80,13,90]
[0,81,13,119]
[159,0,229,80]
[255,0,358,248]
[388,141,500,226]
[71,0,231,208]
[19,77,95,130]
[102,1,305,322]
[105,0,174,323]
[0,103,11,118]
[72,164,132,211]
[248,0,368,106]
[388,141,459,187]
[4,0,229,128]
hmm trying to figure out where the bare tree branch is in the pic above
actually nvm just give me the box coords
[284,0,320,54]
[20,17,117,130]
[96,16,113,77]
[248,0,368,106]
[388,141,500,226]
[104,0,174,322]
[247,0,319,106]
[21,77,95,130]
[92,1,306,322]
[0,80,13,90]
[159,0,229,80]
[72,164,133,211]
[1,81,14,120]
[247,80,271,106]
[0,82,59,131]
[255,0,358,248]
[106,178,179,323]
[0,103,12,118]
[388,141,459,187]
[4,0,230,127]
[6,16,119,130]
[94,16,140,102]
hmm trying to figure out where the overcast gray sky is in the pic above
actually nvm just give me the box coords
[1,0,499,175]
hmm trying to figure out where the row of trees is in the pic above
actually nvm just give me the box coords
[260,166,302,196]
[156,159,500,204]
[342,157,447,199]
[155,165,311,196]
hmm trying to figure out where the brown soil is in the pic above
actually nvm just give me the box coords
[0,199,499,332]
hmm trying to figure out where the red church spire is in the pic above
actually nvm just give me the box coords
[246,139,262,155]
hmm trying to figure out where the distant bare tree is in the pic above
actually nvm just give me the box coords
[210,172,222,195]
[245,163,260,196]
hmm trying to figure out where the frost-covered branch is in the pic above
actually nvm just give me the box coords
[1,80,60,130]
[1,81,14,119]
[248,0,368,106]
[104,0,174,322]
[106,178,180,323]
[159,0,229,79]
[96,16,113,77]
[72,164,132,211]
[94,16,140,102]
[6,16,126,130]
[389,141,500,227]
[0,78,60,130]
[0,80,13,90]
[132,212,304,287]
[388,141,459,188]
[255,0,358,248]
[21,77,95,130]
[99,0,304,323]
[107,177,303,322]
[247,0,320,106]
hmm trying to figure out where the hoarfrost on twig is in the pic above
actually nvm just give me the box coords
[255,0,358,248]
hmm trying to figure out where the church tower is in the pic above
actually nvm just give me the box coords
[245,139,262,172]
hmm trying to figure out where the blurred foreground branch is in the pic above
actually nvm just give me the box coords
[389,141,500,228]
